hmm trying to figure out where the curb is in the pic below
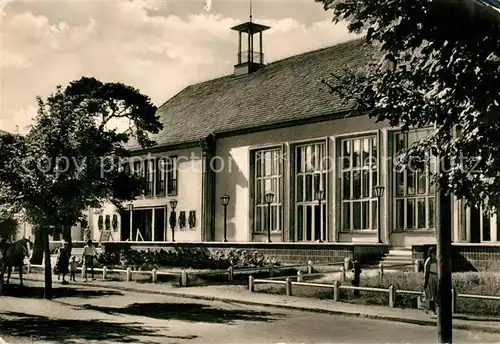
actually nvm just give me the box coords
[10,276,500,335]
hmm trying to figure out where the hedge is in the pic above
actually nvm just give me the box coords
[94,247,281,271]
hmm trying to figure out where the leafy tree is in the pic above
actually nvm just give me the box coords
[0,77,162,298]
[316,0,499,343]
[0,205,19,242]
[319,0,500,209]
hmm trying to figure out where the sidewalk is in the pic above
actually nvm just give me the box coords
[10,273,500,334]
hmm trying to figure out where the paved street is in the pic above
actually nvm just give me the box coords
[0,281,499,344]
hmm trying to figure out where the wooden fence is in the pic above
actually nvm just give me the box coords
[25,261,314,287]
[248,275,500,313]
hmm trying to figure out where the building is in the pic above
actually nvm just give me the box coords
[90,16,499,268]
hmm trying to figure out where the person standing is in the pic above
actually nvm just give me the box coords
[69,255,78,281]
[82,239,96,281]
[56,241,70,284]
[423,246,438,319]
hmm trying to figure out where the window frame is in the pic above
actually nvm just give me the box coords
[156,158,167,196]
[166,156,178,196]
[340,134,379,232]
[250,146,284,235]
[391,128,436,232]
[294,139,328,242]
[144,158,155,197]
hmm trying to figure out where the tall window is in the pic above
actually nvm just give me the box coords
[254,148,282,233]
[341,136,378,231]
[156,158,166,196]
[296,143,327,241]
[166,156,178,196]
[132,160,144,195]
[393,129,436,230]
[145,159,155,196]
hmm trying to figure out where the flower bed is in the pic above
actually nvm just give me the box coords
[255,271,500,317]
[95,247,281,271]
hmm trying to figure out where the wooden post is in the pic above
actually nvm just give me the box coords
[269,265,274,277]
[285,277,292,296]
[333,280,340,301]
[151,268,157,283]
[103,266,107,280]
[307,261,313,274]
[228,266,234,282]
[388,285,396,308]
[436,156,453,344]
[451,288,457,315]
[126,267,132,282]
[344,257,352,270]
[181,270,188,287]
[378,262,384,281]
[249,275,254,292]
[341,265,346,281]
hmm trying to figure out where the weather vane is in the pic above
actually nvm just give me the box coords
[250,0,253,22]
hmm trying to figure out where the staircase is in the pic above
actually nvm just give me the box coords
[380,248,414,271]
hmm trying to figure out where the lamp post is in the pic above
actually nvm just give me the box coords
[315,189,325,242]
[220,194,230,242]
[373,185,385,244]
[169,199,178,242]
[264,192,275,243]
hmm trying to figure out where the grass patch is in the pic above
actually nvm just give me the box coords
[255,271,500,317]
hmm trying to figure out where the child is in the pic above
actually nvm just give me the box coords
[70,255,78,282]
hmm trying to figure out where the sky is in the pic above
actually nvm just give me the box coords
[0,0,358,133]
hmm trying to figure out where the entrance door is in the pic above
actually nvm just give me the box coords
[132,209,153,241]
[120,211,130,241]
[154,207,166,242]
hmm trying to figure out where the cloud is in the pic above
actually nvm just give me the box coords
[0,0,357,133]
[0,49,31,69]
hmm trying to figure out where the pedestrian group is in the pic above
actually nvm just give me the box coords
[55,239,97,283]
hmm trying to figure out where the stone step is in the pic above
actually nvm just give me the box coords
[383,255,413,261]
[381,260,413,266]
[388,249,413,256]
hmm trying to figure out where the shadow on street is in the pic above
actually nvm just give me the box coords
[0,284,123,299]
[0,311,193,344]
[82,302,284,324]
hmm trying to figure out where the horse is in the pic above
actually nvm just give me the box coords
[0,237,32,288]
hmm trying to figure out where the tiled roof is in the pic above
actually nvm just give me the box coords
[139,38,373,148]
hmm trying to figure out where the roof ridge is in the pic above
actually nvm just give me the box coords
[151,36,373,147]
[176,37,365,89]
[156,37,366,111]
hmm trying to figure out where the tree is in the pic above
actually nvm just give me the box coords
[316,0,499,343]
[0,205,19,242]
[0,77,162,299]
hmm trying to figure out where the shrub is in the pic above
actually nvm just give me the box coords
[95,247,281,271]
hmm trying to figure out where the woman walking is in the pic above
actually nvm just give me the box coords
[56,241,70,284]
[423,246,438,319]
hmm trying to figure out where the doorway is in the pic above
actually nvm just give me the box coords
[154,207,166,242]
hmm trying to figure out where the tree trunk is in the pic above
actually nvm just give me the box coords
[42,226,52,300]
[436,158,453,344]
[62,224,72,257]
[30,227,44,265]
